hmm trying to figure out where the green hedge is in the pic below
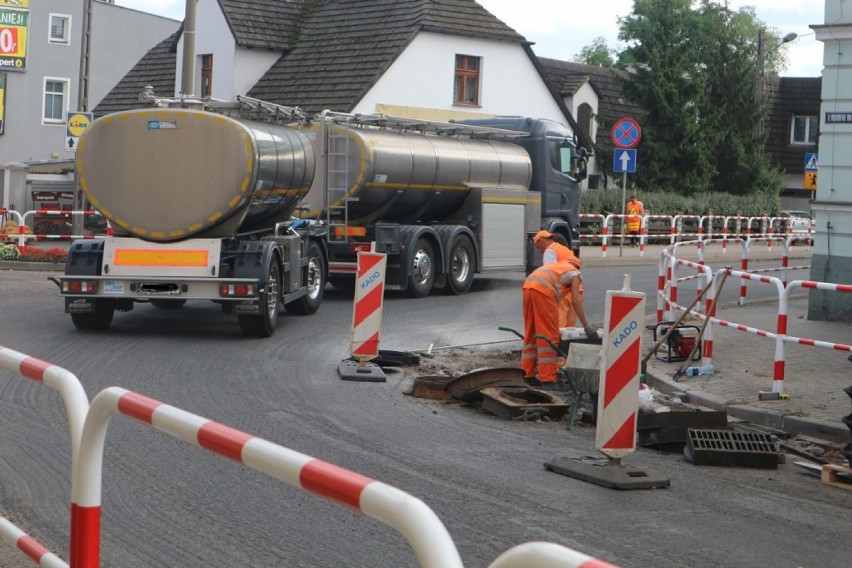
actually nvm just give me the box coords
[580,188,781,217]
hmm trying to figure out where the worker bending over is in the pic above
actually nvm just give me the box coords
[533,230,584,328]
[522,259,597,385]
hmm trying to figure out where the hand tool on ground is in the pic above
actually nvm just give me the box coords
[674,268,729,380]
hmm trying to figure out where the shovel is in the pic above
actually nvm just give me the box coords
[673,269,729,380]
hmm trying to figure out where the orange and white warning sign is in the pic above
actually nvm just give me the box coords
[349,250,387,359]
[596,287,646,458]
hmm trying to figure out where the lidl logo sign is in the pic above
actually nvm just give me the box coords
[66,111,93,152]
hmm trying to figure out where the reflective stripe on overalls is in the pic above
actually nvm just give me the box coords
[521,267,564,382]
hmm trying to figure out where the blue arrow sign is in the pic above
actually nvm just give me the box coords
[614,149,636,173]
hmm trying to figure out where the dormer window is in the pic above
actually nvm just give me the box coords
[454,55,480,106]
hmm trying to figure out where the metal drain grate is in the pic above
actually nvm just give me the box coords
[685,429,780,469]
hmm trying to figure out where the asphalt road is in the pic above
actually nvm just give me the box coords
[0,265,846,567]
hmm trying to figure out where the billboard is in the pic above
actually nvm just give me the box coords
[0,72,5,134]
[0,8,28,71]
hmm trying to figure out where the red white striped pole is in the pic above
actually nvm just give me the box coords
[596,276,646,459]
[601,214,613,258]
[71,387,464,568]
[0,517,68,568]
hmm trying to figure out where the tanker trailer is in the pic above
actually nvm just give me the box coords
[305,112,587,297]
[56,106,328,337]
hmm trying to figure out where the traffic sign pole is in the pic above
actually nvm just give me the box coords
[611,119,642,258]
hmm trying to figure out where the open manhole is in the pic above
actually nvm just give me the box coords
[480,387,568,421]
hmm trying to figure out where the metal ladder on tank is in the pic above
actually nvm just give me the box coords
[323,113,353,245]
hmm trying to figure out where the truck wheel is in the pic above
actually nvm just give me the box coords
[286,241,326,315]
[239,260,280,337]
[70,301,115,331]
[447,235,475,295]
[150,299,187,309]
[408,238,435,298]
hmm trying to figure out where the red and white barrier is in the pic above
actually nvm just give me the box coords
[0,346,89,568]
[597,279,646,457]
[659,258,852,394]
[488,542,620,568]
[0,516,67,568]
[71,387,464,568]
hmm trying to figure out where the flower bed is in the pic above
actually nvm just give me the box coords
[0,244,67,263]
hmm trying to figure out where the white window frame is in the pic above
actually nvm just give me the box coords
[48,13,72,45]
[42,77,70,125]
[790,114,818,145]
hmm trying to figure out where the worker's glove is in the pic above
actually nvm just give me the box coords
[584,325,599,339]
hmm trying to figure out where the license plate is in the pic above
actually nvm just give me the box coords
[103,280,124,294]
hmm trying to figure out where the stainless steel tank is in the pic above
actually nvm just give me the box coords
[77,108,314,242]
[306,124,532,224]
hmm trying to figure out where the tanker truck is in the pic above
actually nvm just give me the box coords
[56,100,327,337]
[307,112,587,297]
[56,98,586,334]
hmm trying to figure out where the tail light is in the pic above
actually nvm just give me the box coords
[62,280,97,294]
[219,283,257,298]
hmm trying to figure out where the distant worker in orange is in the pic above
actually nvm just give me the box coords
[533,230,583,328]
[521,259,597,386]
[626,194,644,247]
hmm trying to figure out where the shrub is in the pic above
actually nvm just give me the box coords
[0,244,20,260]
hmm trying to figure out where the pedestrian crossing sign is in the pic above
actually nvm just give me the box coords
[804,171,817,190]
[804,153,818,171]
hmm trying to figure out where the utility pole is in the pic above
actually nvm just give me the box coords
[77,0,93,112]
[74,0,94,223]
[181,0,197,97]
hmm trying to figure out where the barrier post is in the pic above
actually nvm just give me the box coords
[338,245,387,381]
[545,275,669,489]
[71,387,465,568]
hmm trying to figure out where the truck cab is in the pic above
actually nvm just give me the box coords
[454,117,587,256]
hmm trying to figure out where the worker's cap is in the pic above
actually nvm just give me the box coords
[533,230,553,244]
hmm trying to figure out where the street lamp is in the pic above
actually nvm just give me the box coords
[755,30,798,141]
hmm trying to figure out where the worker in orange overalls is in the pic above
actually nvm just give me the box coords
[521,259,597,385]
[533,230,583,328]
[626,194,644,247]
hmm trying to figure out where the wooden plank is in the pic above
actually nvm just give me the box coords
[821,464,852,490]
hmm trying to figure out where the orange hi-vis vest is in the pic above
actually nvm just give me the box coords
[627,200,643,232]
[523,260,581,300]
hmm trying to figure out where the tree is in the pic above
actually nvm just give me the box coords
[573,37,618,69]
[616,0,784,196]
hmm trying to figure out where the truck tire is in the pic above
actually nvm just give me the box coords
[408,238,435,298]
[286,241,325,315]
[447,235,475,295]
[238,260,280,337]
[150,299,187,309]
[70,301,115,331]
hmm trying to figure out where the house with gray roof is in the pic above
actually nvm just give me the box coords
[96,0,585,150]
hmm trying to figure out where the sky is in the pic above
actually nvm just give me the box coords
[114,0,825,77]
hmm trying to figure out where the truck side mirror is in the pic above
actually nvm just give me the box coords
[573,148,589,181]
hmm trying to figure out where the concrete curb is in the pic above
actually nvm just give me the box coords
[645,372,851,444]
[0,261,64,272]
